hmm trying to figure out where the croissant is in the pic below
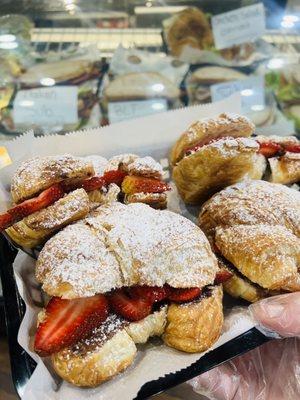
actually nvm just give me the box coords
[170,113,266,204]
[34,202,224,387]
[255,135,300,185]
[199,180,300,302]
[1,154,169,248]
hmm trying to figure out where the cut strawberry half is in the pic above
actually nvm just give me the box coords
[0,184,65,231]
[283,143,300,153]
[122,176,170,195]
[109,289,152,321]
[129,285,170,303]
[103,170,127,186]
[168,287,202,303]
[34,294,109,356]
[80,176,106,192]
[257,141,283,158]
[214,270,233,285]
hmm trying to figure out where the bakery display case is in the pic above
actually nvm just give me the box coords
[0,1,299,400]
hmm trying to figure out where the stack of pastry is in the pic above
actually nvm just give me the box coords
[199,180,300,302]
[0,153,169,248]
[33,202,229,387]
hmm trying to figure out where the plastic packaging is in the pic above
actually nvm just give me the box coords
[189,292,300,400]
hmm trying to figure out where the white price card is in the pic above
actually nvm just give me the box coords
[108,99,168,123]
[211,76,265,112]
[13,86,78,126]
[212,3,266,50]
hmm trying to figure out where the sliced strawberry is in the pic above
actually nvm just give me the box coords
[103,170,127,186]
[283,143,300,153]
[257,141,283,158]
[0,184,64,232]
[34,294,109,356]
[214,269,233,284]
[109,289,152,321]
[0,213,14,231]
[81,176,106,192]
[122,175,170,195]
[168,287,202,303]
[129,285,170,303]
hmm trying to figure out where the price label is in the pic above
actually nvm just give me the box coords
[212,3,265,50]
[108,99,168,123]
[211,76,265,112]
[13,86,78,126]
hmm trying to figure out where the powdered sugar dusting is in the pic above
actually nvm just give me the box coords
[84,155,108,176]
[11,155,94,203]
[127,156,163,179]
[36,202,218,297]
[255,135,299,144]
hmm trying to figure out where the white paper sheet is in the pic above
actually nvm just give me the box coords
[0,93,260,400]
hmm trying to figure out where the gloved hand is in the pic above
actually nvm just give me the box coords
[188,293,300,400]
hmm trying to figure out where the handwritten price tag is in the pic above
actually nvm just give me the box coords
[211,76,265,112]
[13,86,78,126]
[212,3,265,50]
[108,99,168,123]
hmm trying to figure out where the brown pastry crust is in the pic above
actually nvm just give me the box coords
[52,329,136,387]
[163,286,223,353]
[172,137,265,204]
[170,113,255,166]
[11,155,94,204]
[216,224,300,291]
[166,8,214,57]
[36,202,218,298]
[269,152,300,185]
[124,192,167,209]
[199,180,300,301]
[5,189,90,248]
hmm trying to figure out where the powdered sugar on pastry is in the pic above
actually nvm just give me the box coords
[36,202,218,298]
[84,155,108,176]
[255,135,299,144]
[127,156,163,179]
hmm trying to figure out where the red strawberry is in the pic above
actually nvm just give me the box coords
[258,141,282,158]
[168,287,202,303]
[214,269,233,285]
[129,285,170,303]
[103,170,127,186]
[122,176,170,195]
[80,176,106,192]
[0,213,14,231]
[109,289,152,321]
[34,294,109,356]
[283,143,300,153]
[0,184,64,231]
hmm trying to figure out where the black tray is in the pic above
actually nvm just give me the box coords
[0,235,269,399]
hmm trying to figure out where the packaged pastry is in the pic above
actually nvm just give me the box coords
[170,113,266,204]
[33,202,228,387]
[163,8,259,65]
[102,46,188,123]
[186,66,247,105]
[0,58,105,135]
[199,180,300,302]
[0,153,169,248]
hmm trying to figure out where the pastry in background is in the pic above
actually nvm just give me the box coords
[170,113,266,204]
[256,135,300,185]
[187,66,247,104]
[34,202,226,386]
[199,180,300,302]
[0,154,169,248]
[165,8,214,57]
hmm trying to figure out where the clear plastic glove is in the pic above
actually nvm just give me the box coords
[188,293,300,400]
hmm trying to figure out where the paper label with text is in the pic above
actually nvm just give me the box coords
[211,76,265,112]
[108,99,168,123]
[13,86,78,126]
[212,3,265,50]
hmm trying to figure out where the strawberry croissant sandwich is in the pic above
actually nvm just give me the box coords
[0,154,169,248]
[34,202,230,387]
